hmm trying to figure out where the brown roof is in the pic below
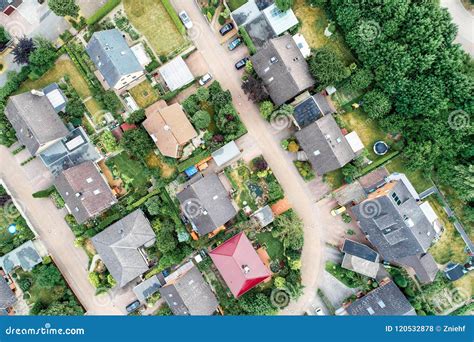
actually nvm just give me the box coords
[270,198,292,216]
[143,101,197,158]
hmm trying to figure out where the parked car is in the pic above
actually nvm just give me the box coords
[228,37,243,51]
[179,11,193,29]
[235,56,250,70]
[126,300,141,313]
[199,73,212,86]
[305,307,324,316]
[330,206,346,216]
[219,22,234,36]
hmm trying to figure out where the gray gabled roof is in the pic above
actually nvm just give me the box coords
[0,240,42,274]
[398,254,438,284]
[91,209,156,288]
[133,275,164,302]
[177,174,237,236]
[353,180,437,262]
[295,115,355,175]
[159,264,218,316]
[54,161,117,224]
[251,34,314,106]
[5,91,69,155]
[346,281,416,316]
[0,276,16,310]
[342,239,379,262]
[86,29,143,88]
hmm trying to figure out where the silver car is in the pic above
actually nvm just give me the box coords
[179,11,193,29]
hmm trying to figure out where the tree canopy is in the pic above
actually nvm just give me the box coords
[48,0,79,18]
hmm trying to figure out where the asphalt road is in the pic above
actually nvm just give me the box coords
[440,0,474,57]
[171,0,325,314]
[0,146,122,315]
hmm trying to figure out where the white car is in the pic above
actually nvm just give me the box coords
[179,11,193,29]
[198,73,212,86]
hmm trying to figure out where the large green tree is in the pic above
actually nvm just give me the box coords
[48,0,79,17]
[309,47,349,89]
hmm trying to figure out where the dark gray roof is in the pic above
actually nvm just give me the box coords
[177,174,237,236]
[159,264,218,316]
[54,161,117,224]
[398,254,438,284]
[39,127,101,176]
[295,115,355,175]
[0,240,42,273]
[133,275,164,302]
[0,276,16,310]
[346,281,416,316]
[86,29,143,88]
[5,91,69,155]
[244,14,275,48]
[0,0,22,11]
[353,180,437,263]
[342,239,379,262]
[313,93,335,116]
[91,209,156,288]
[444,263,466,281]
[251,34,314,106]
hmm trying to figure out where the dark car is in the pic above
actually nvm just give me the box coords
[126,300,141,313]
[235,56,250,70]
[228,37,243,51]
[219,22,234,36]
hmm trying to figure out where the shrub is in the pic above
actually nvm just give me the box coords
[287,141,299,153]
[239,26,256,55]
[161,0,186,35]
[32,186,56,198]
[86,0,121,25]
[259,101,274,120]
[192,110,211,130]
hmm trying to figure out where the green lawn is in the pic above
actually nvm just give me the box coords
[324,169,345,190]
[124,0,186,56]
[338,109,387,160]
[428,198,468,265]
[224,164,258,210]
[129,80,159,108]
[106,152,151,191]
[228,0,248,11]
[256,232,284,260]
[386,155,433,193]
[19,59,92,99]
[294,0,355,65]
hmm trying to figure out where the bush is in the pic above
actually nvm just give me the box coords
[192,110,211,130]
[86,0,121,25]
[32,186,56,198]
[218,14,226,25]
[294,161,315,182]
[259,101,274,120]
[239,26,256,55]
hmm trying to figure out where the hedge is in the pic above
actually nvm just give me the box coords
[358,150,400,176]
[161,0,186,35]
[86,0,121,25]
[239,26,256,55]
[32,186,56,198]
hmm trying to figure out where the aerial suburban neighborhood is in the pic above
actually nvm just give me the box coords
[0,0,472,321]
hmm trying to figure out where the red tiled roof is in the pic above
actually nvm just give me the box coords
[209,232,271,298]
[120,123,137,131]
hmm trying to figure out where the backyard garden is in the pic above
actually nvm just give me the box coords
[0,185,35,256]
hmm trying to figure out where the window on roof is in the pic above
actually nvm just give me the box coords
[367,307,375,315]
[313,150,320,156]
[391,192,402,205]
[377,300,386,308]
[86,177,93,183]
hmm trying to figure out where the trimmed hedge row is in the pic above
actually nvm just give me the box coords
[177,150,211,172]
[239,26,256,55]
[359,150,400,176]
[32,186,56,198]
[86,0,121,25]
[161,0,186,35]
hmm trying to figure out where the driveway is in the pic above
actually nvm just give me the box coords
[0,146,122,315]
[171,0,325,314]
[440,0,474,57]
[78,0,108,19]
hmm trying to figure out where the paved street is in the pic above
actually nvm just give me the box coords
[0,146,122,315]
[171,0,326,314]
[440,0,474,57]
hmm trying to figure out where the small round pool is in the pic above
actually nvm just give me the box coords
[373,141,389,155]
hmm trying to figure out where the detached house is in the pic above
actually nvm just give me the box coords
[353,176,439,284]
[91,210,156,288]
[159,262,218,315]
[251,34,314,106]
[143,100,197,159]
[5,87,69,155]
[55,161,117,224]
[295,115,361,176]
[177,174,237,236]
[86,29,144,90]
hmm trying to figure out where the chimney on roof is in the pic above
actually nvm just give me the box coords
[31,89,45,97]
[242,265,250,274]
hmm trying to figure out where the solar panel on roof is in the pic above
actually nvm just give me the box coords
[293,97,322,128]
